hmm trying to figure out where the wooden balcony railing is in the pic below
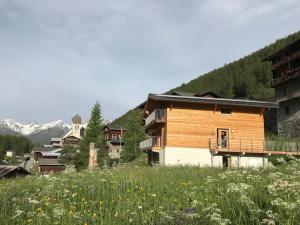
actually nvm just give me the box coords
[271,67,300,87]
[145,109,166,128]
[140,136,165,151]
[209,139,300,155]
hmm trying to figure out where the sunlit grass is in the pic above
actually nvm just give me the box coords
[1,159,300,225]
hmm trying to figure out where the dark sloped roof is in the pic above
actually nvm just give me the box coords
[194,91,222,98]
[148,94,279,108]
[0,165,30,178]
[37,158,65,166]
[103,125,125,131]
[264,38,300,61]
[170,91,196,97]
[32,147,55,152]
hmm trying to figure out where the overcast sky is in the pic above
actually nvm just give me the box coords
[0,0,299,124]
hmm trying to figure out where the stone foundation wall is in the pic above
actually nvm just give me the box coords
[277,98,300,137]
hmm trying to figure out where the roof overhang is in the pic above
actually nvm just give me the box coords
[147,94,279,109]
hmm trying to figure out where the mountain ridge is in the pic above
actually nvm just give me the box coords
[0,119,71,144]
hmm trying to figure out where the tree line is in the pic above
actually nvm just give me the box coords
[0,135,33,163]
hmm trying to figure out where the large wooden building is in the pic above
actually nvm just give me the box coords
[264,39,300,137]
[140,93,284,167]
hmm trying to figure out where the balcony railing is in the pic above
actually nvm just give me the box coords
[140,136,158,150]
[145,109,166,128]
[209,138,300,155]
[272,68,300,87]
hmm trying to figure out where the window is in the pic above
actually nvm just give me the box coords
[112,134,117,140]
[220,108,232,115]
[285,106,290,115]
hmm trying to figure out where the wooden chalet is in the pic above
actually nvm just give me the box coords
[264,38,300,137]
[31,146,60,162]
[139,93,294,168]
[37,158,66,173]
[103,125,125,159]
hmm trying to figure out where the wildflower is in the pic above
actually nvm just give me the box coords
[72,193,78,198]
[28,198,40,204]
[138,205,143,209]
[11,210,24,220]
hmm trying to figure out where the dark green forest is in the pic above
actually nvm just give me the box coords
[111,31,300,127]
[0,135,32,159]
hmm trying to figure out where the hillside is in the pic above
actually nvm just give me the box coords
[111,31,300,127]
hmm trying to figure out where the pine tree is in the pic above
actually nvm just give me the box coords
[122,109,145,162]
[75,101,106,170]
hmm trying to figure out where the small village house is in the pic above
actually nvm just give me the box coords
[31,146,60,162]
[37,158,66,173]
[50,138,63,147]
[0,165,30,179]
[139,92,291,168]
[103,125,125,160]
[264,38,300,137]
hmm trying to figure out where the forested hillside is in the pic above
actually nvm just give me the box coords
[111,31,300,127]
[0,135,32,163]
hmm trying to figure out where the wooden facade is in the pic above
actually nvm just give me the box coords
[103,126,125,143]
[166,104,265,151]
[140,93,295,163]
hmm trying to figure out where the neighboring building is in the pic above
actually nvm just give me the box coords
[264,39,300,137]
[139,93,289,168]
[63,115,86,146]
[6,150,15,158]
[103,125,125,159]
[32,146,57,161]
[50,138,63,147]
[0,165,30,179]
[37,158,66,173]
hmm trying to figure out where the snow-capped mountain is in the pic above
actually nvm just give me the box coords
[0,119,71,144]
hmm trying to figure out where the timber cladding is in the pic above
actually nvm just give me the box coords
[165,103,265,149]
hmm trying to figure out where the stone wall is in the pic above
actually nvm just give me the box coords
[277,98,300,137]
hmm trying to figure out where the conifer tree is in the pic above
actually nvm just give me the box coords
[75,101,106,170]
[122,109,145,162]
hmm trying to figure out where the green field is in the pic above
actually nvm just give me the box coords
[1,160,300,225]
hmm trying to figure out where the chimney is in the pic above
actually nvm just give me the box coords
[88,143,98,170]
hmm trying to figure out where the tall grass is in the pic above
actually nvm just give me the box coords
[1,161,300,225]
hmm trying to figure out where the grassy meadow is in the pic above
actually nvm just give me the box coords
[1,160,300,225]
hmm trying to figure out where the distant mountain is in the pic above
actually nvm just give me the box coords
[0,119,71,144]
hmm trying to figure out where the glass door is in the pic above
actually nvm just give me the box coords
[217,129,229,149]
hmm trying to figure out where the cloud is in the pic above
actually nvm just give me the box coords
[0,0,299,123]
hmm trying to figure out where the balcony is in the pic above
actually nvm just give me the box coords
[140,136,164,151]
[209,138,300,155]
[145,109,166,128]
[272,67,300,87]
